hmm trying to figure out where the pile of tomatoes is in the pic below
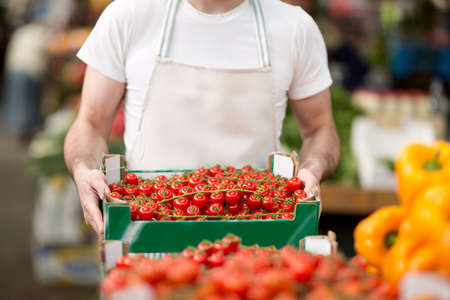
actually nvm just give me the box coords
[108,165,309,221]
[102,234,398,300]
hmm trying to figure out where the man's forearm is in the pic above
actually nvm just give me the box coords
[64,120,109,181]
[298,124,341,182]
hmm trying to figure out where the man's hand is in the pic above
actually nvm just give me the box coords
[297,168,322,216]
[74,168,110,236]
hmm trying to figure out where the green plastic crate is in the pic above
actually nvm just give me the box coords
[101,154,319,253]
[103,200,320,253]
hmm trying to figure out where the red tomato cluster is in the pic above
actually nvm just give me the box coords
[102,234,398,300]
[108,166,309,221]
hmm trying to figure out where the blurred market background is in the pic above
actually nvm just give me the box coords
[0,0,449,299]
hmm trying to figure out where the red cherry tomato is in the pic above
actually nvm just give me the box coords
[288,176,304,192]
[262,196,274,210]
[247,194,262,209]
[125,173,139,186]
[210,192,224,205]
[109,183,124,195]
[109,192,122,199]
[189,175,203,189]
[138,184,152,197]
[170,182,184,196]
[123,187,139,197]
[129,205,138,221]
[208,203,224,216]
[153,182,167,193]
[209,252,226,268]
[157,188,173,201]
[138,205,154,220]
[173,197,190,211]
[294,189,308,201]
[225,190,240,205]
[193,193,208,208]
[186,205,201,217]
[226,203,240,214]
[179,186,194,200]
[156,174,167,182]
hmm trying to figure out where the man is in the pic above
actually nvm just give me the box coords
[64,0,340,236]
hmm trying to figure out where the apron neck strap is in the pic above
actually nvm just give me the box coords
[157,0,271,68]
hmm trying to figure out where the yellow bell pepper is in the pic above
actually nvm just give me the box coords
[354,206,405,269]
[439,224,450,275]
[395,140,450,212]
[382,182,450,283]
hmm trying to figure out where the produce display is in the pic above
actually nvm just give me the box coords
[354,140,450,284]
[107,166,309,221]
[102,234,397,300]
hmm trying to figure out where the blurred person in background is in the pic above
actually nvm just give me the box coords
[2,2,51,140]
[64,0,341,236]
[1,0,75,140]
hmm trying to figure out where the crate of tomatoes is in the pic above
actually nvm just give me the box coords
[101,153,320,254]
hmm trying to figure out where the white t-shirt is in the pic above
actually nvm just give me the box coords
[77,0,332,157]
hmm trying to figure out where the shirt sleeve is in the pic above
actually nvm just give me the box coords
[288,10,333,100]
[77,0,132,83]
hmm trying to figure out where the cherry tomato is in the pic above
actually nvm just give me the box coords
[109,192,122,199]
[207,203,225,216]
[172,209,185,220]
[138,184,152,197]
[241,165,254,172]
[207,177,220,186]
[210,192,224,205]
[193,193,208,208]
[280,212,293,219]
[153,182,167,193]
[115,256,136,268]
[247,194,262,209]
[177,176,189,186]
[179,186,194,200]
[208,252,226,268]
[212,241,231,255]
[294,189,308,201]
[181,247,196,258]
[192,251,208,265]
[197,240,214,256]
[125,173,139,186]
[186,205,201,217]
[157,188,173,201]
[109,183,124,195]
[170,182,184,195]
[281,203,294,212]
[138,205,154,220]
[123,187,139,197]
[129,204,138,221]
[262,196,274,210]
[225,190,240,205]
[188,175,203,189]
[221,234,241,251]
[225,166,237,173]
[156,174,167,182]
[209,166,223,176]
[243,181,257,193]
[226,203,240,214]
[173,197,190,211]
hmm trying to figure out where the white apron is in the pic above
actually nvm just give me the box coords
[127,0,278,171]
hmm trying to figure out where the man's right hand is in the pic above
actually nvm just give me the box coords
[74,168,110,236]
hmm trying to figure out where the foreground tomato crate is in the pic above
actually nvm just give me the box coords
[101,154,320,254]
[103,201,319,253]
